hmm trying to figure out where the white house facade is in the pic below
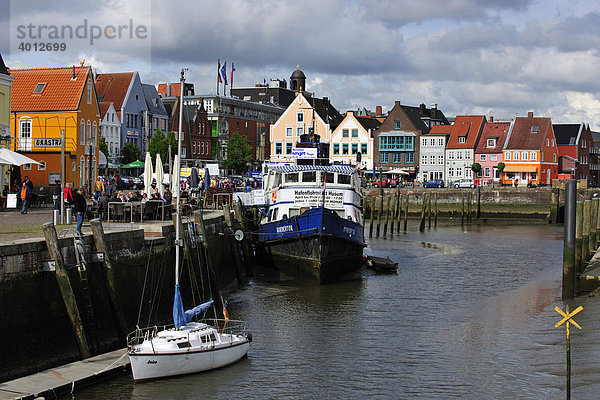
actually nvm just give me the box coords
[100,102,121,162]
[330,111,375,169]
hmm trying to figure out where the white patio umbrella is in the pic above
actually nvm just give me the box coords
[143,152,153,197]
[171,154,180,194]
[155,153,165,196]
[0,148,40,166]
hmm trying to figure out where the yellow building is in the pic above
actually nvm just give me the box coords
[0,53,15,192]
[9,66,100,189]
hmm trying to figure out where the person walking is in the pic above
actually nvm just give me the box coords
[20,182,31,214]
[23,176,33,192]
[73,186,87,236]
[94,176,104,201]
[53,179,62,210]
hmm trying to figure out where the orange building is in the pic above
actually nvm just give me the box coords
[502,112,558,186]
[10,66,100,189]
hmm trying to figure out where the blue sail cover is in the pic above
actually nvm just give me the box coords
[184,300,214,323]
[173,284,187,328]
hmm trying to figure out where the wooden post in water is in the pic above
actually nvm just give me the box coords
[575,201,583,274]
[427,192,432,229]
[42,222,91,359]
[434,193,438,228]
[476,187,481,219]
[377,196,382,238]
[582,200,591,264]
[419,194,427,232]
[590,198,598,256]
[404,194,409,231]
[562,180,576,300]
[383,196,390,238]
[467,192,472,223]
[397,194,403,233]
[369,197,375,238]
[390,195,395,238]
[596,198,600,248]
[90,219,127,343]
[461,193,465,226]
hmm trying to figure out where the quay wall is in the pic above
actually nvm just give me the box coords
[0,213,242,383]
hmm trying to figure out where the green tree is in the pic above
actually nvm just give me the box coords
[222,131,252,174]
[121,142,141,164]
[471,162,482,174]
[497,162,505,172]
[99,135,109,157]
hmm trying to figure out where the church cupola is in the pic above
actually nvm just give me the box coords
[290,65,306,92]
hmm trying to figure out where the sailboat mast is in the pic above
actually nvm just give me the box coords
[176,69,185,286]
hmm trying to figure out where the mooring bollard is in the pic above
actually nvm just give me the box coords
[562,179,576,300]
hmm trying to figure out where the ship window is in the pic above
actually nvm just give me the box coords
[338,174,351,185]
[302,171,316,182]
[323,172,334,184]
[285,172,299,183]
[268,209,273,222]
[289,208,300,217]
[273,173,282,187]
[177,341,191,348]
[272,207,278,220]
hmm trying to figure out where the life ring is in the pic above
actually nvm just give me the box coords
[272,191,277,203]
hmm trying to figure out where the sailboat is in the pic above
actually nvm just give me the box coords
[127,69,252,382]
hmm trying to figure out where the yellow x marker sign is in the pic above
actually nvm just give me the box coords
[555,306,583,329]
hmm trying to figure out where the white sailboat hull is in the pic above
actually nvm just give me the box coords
[129,341,250,382]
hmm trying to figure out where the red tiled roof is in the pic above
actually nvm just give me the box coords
[94,72,134,111]
[476,121,511,154]
[505,116,552,150]
[446,115,486,149]
[425,125,452,135]
[98,101,112,119]
[10,66,91,112]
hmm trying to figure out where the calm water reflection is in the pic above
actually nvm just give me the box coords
[75,223,600,399]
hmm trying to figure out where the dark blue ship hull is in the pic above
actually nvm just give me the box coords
[257,208,365,283]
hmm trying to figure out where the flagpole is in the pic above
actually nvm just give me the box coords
[216,59,220,96]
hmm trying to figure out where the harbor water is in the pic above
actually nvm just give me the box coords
[74,223,600,399]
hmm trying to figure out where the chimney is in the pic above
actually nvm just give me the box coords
[376,105,382,116]
[431,103,437,109]
[72,65,76,80]
[527,111,534,118]
[490,116,494,122]
[167,84,171,97]
[420,103,426,114]
[323,96,329,106]
[395,100,401,107]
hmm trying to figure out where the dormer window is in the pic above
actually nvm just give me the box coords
[487,138,496,147]
[458,137,466,144]
[33,83,46,94]
[531,126,539,133]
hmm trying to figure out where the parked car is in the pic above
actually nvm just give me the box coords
[423,179,444,188]
[454,179,475,188]
[388,178,398,188]
[372,179,388,188]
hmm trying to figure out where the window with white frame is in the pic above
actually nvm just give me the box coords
[554,153,556,162]
[438,155,444,165]
[286,127,292,137]
[37,161,46,170]
[23,163,31,170]
[458,137,466,144]
[531,152,537,160]
[484,167,490,177]
[487,138,496,147]
[448,151,454,160]
[430,138,435,146]
[297,126,303,136]
[87,78,92,104]
[438,138,444,146]
[505,152,511,161]
[480,154,487,161]
[20,118,31,138]
[448,167,454,177]
[422,138,427,147]
[422,155,427,165]
[80,119,85,145]
[514,152,519,160]
[522,152,528,160]
[491,154,497,161]
[457,151,463,160]
[430,155,435,164]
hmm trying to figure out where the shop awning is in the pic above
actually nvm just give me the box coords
[503,164,538,173]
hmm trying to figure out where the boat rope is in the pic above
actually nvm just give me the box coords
[95,350,128,375]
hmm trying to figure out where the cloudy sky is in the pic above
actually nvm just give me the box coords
[2,0,600,128]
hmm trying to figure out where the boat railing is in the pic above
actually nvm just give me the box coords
[127,319,248,350]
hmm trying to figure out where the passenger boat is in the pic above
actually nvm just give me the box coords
[127,69,251,382]
[257,164,365,283]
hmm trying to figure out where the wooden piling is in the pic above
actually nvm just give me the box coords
[390,195,395,238]
[396,194,403,233]
[403,194,409,231]
[582,200,591,264]
[42,222,91,359]
[461,193,465,226]
[562,179,576,300]
[575,201,583,273]
[596,198,600,248]
[419,194,427,232]
[90,219,127,343]
[434,193,438,228]
[382,197,389,237]
[369,197,375,238]
[590,198,598,255]
[427,193,432,229]
[476,187,481,219]
[376,196,382,238]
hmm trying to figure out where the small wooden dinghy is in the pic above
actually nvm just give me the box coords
[364,255,398,273]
